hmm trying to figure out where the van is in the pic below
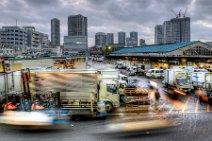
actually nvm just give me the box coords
[146,69,164,78]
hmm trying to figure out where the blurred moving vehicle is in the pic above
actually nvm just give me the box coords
[0,110,70,128]
[146,69,164,78]
[207,68,212,72]
[105,115,180,133]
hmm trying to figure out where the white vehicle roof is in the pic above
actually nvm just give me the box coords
[148,69,164,71]
[102,79,116,84]
[165,69,185,72]
[30,69,98,74]
[119,74,127,77]
[193,69,208,72]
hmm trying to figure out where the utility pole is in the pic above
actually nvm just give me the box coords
[3,61,8,104]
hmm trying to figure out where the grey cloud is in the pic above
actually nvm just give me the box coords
[0,0,211,47]
[23,0,60,7]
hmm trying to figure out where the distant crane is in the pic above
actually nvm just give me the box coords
[170,9,178,18]
[183,7,188,17]
[178,10,181,18]
[170,8,188,18]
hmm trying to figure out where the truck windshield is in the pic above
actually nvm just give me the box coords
[107,84,117,94]
[122,77,128,83]
[176,78,188,84]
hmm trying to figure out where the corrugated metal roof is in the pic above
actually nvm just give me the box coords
[112,41,197,54]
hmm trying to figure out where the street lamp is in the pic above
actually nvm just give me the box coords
[108,46,112,50]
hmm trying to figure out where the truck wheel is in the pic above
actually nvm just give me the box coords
[105,102,113,113]
[71,115,80,121]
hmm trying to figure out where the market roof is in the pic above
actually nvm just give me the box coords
[112,41,205,54]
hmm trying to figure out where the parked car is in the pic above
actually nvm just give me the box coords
[146,69,164,78]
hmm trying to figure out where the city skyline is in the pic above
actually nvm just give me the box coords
[0,0,211,47]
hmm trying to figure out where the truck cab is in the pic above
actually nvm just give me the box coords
[175,78,193,92]
[98,70,120,112]
[99,79,119,112]
[118,74,128,87]
[164,69,193,93]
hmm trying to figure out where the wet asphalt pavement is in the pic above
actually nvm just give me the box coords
[1,72,212,141]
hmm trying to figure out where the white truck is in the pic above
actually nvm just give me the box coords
[118,74,128,88]
[163,69,193,93]
[117,74,129,99]
[126,66,145,76]
[98,69,120,112]
[115,61,130,69]
[191,72,212,89]
[27,69,120,117]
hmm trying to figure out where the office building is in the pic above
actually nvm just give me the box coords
[130,31,138,46]
[23,26,49,49]
[68,14,87,36]
[155,13,190,44]
[51,18,60,47]
[126,37,133,47]
[139,39,146,46]
[171,17,190,43]
[0,26,28,53]
[162,21,172,44]
[118,32,126,46]
[65,14,88,54]
[64,36,87,54]
[154,25,163,44]
[95,32,107,48]
[106,33,114,45]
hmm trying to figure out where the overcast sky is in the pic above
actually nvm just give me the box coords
[0,0,211,47]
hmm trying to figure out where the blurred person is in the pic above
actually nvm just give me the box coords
[155,89,161,110]
[48,95,56,109]
[4,102,17,111]
[0,99,4,113]
[21,98,31,111]
[149,88,160,111]
[195,88,207,105]
[31,100,45,111]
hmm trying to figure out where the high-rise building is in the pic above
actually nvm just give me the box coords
[171,17,190,43]
[68,14,87,36]
[155,14,190,44]
[126,37,134,47]
[118,32,126,46]
[139,39,146,46]
[163,21,172,44]
[65,14,88,54]
[51,18,60,47]
[0,26,28,53]
[154,25,163,44]
[106,33,114,45]
[95,32,107,48]
[130,31,138,46]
